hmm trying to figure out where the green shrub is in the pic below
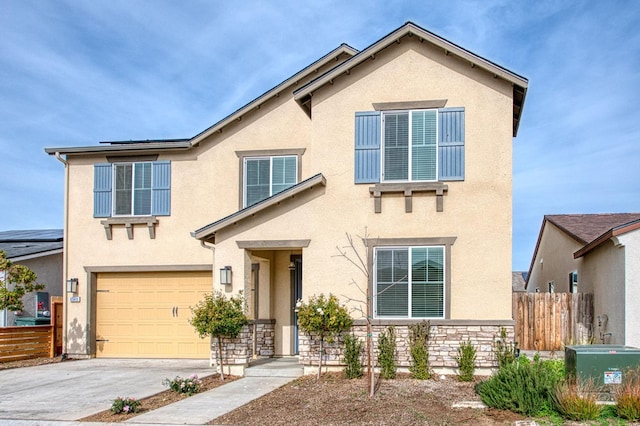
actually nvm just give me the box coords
[475,357,561,416]
[297,293,353,379]
[377,326,397,380]
[552,379,601,421]
[455,339,477,381]
[493,326,518,369]
[616,367,640,420]
[408,321,430,380]
[343,333,364,379]
[162,374,202,395]
[110,396,141,414]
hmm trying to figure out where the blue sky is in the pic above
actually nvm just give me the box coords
[1,1,638,271]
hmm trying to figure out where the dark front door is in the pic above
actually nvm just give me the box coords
[292,256,302,354]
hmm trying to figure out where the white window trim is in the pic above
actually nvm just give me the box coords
[112,161,152,217]
[373,245,446,319]
[381,109,439,183]
[242,155,298,208]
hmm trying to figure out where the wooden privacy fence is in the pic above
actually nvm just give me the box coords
[0,325,54,363]
[513,292,593,351]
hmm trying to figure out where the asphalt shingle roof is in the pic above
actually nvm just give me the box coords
[0,229,63,259]
[545,213,640,245]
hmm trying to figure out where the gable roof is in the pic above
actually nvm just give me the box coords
[45,21,528,157]
[0,229,64,260]
[192,173,326,244]
[294,21,528,136]
[526,213,640,288]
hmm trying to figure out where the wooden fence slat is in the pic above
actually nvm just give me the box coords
[514,293,593,351]
[0,325,54,363]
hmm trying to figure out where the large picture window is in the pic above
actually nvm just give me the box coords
[374,246,444,318]
[244,155,297,207]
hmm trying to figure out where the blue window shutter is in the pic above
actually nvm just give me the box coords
[438,107,465,181]
[354,111,381,183]
[94,163,112,218]
[151,161,171,216]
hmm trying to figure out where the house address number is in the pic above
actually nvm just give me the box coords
[70,296,81,303]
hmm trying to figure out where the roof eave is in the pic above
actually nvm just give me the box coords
[44,142,193,156]
[574,219,640,258]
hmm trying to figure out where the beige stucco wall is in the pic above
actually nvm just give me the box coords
[527,222,583,293]
[61,36,517,356]
[618,229,640,347]
[580,239,625,344]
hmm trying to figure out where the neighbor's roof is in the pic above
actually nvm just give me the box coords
[512,271,528,292]
[545,213,640,246]
[45,21,528,157]
[525,213,640,288]
[0,229,64,260]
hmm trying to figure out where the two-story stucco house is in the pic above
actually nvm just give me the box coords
[46,22,527,373]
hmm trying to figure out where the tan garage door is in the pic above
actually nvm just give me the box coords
[96,271,212,358]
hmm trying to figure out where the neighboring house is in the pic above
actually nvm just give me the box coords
[526,213,640,346]
[45,22,528,372]
[0,229,64,327]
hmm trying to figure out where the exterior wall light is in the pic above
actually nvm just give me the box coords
[220,266,232,285]
[66,278,79,294]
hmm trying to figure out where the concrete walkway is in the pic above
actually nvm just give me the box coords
[125,357,302,425]
[0,357,303,426]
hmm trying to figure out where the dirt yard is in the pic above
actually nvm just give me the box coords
[2,357,525,424]
[212,372,524,425]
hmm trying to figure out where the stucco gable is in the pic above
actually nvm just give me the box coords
[294,21,528,136]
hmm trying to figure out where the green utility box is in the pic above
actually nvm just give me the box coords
[565,345,640,386]
[14,317,50,326]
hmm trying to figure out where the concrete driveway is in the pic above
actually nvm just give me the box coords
[0,358,213,421]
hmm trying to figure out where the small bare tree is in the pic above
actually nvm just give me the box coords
[334,230,376,397]
[335,230,409,397]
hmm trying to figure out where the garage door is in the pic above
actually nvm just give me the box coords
[96,271,212,358]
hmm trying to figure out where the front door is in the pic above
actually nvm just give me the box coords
[292,256,302,354]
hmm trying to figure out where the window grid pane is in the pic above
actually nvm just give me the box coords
[376,248,409,317]
[411,110,437,181]
[271,156,297,195]
[133,163,152,215]
[245,158,271,206]
[383,112,409,180]
[114,164,132,215]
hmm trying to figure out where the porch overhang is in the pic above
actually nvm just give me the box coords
[191,173,326,244]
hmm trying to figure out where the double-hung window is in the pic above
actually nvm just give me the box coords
[114,162,152,216]
[244,155,297,207]
[374,246,445,318]
[383,110,437,182]
[93,161,171,218]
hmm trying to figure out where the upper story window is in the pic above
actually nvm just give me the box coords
[374,245,445,319]
[93,161,171,218]
[114,162,152,216]
[354,107,465,184]
[383,110,437,182]
[243,155,298,207]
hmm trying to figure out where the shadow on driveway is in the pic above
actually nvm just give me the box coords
[0,358,212,421]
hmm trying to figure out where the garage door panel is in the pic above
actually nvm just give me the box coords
[96,271,212,358]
